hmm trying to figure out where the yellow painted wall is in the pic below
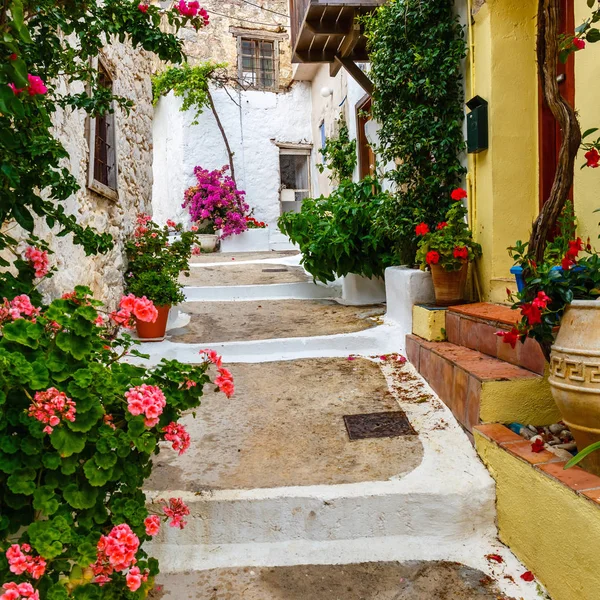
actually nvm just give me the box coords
[574,3,600,246]
[475,433,600,600]
[469,0,540,303]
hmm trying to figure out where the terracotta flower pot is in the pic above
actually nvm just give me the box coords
[136,304,171,341]
[429,262,468,306]
[549,300,600,475]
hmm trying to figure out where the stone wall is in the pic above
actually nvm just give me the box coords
[35,43,155,308]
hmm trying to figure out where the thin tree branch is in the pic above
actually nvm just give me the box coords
[206,88,236,183]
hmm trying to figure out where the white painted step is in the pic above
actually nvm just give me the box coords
[184,281,340,302]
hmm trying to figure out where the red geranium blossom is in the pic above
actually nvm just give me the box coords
[453,246,469,260]
[450,187,468,201]
[436,222,448,230]
[425,251,440,265]
[573,37,586,50]
[415,222,430,236]
[585,148,600,168]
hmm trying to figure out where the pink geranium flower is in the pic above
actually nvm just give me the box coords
[28,388,76,434]
[144,515,161,536]
[162,498,190,529]
[125,384,166,427]
[27,74,47,96]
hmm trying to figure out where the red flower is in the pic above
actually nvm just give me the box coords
[485,554,504,564]
[532,291,550,310]
[138,3,149,12]
[9,53,17,61]
[531,438,545,453]
[425,251,440,265]
[436,222,448,230]
[453,246,469,260]
[415,222,430,236]
[495,327,520,349]
[561,256,575,270]
[573,37,586,50]
[585,148,600,168]
[520,571,535,582]
[451,187,468,201]
[521,302,542,326]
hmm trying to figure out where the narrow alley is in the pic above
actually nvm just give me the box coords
[139,251,544,600]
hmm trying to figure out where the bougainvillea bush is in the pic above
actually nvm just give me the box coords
[182,166,250,238]
[0,284,234,599]
[415,188,482,271]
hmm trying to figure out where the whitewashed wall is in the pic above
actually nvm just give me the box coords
[152,82,313,227]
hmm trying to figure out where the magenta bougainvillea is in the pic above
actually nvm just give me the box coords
[183,166,250,238]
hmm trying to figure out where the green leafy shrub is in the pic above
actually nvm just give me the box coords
[0,285,233,598]
[278,177,400,283]
[364,0,466,263]
[125,216,198,306]
[317,116,357,183]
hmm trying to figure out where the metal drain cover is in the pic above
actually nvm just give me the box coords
[343,411,416,441]
[262,268,288,273]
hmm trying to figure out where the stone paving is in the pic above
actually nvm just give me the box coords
[143,252,549,600]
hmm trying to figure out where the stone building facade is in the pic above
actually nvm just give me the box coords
[31,42,155,308]
[152,0,314,233]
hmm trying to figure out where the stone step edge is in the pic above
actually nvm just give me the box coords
[447,302,519,329]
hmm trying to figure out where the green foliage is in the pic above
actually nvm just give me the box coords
[0,0,205,301]
[317,116,357,183]
[415,200,482,271]
[0,287,218,597]
[278,176,401,283]
[152,62,227,124]
[125,218,198,305]
[364,0,466,263]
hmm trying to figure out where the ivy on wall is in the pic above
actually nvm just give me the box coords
[364,0,466,263]
[316,116,357,183]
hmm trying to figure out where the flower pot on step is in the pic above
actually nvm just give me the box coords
[219,228,270,253]
[198,234,218,252]
[549,300,600,476]
[430,262,468,306]
[136,304,171,341]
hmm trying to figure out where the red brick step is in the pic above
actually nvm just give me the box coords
[446,303,546,375]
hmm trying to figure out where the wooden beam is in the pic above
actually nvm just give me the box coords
[296,47,369,63]
[333,55,373,95]
[305,19,353,36]
[330,21,360,76]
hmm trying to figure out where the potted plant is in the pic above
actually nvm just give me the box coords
[415,188,482,306]
[500,231,600,474]
[125,215,197,340]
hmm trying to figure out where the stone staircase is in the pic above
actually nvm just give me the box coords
[406,302,560,437]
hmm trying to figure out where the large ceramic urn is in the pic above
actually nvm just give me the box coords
[549,300,600,475]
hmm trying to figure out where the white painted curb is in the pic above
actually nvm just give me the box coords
[184,282,340,302]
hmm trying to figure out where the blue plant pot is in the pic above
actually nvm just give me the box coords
[510,266,525,293]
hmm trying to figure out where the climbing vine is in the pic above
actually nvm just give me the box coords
[0,0,208,301]
[364,0,466,264]
[316,116,357,183]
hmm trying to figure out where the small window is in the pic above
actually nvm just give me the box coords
[88,61,118,200]
[239,38,278,91]
[279,147,311,214]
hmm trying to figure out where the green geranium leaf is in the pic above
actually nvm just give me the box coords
[133,433,156,454]
[30,360,50,389]
[127,416,146,438]
[0,435,20,454]
[21,437,42,456]
[71,584,100,600]
[94,452,117,469]
[50,427,86,457]
[63,483,98,509]
[72,368,93,388]
[7,467,36,495]
[75,541,98,567]
[74,305,99,322]
[47,584,70,600]
[0,451,21,474]
[33,486,60,516]
[2,319,42,349]
[29,516,71,558]
[60,455,79,475]
[83,458,113,487]
[42,453,62,470]
[55,332,93,360]
[67,403,103,433]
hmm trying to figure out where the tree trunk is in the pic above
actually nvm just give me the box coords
[531,0,582,362]
[530,0,581,264]
[207,89,236,184]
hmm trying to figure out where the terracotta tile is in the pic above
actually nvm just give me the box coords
[581,488,600,504]
[452,367,469,426]
[474,423,522,444]
[465,376,482,431]
[504,440,558,465]
[405,335,420,370]
[428,353,454,409]
[478,322,500,358]
[538,462,600,491]
[460,318,479,352]
[449,302,520,326]
[496,333,519,367]
[419,346,432,383]
[445,312,460,345]
[518,337,546,376]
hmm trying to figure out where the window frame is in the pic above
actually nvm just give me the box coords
[231,27,287,92]
[277,143,312,215]
[87,56,119,201]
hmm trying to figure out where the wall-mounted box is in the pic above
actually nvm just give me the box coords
[466,95,488,154]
